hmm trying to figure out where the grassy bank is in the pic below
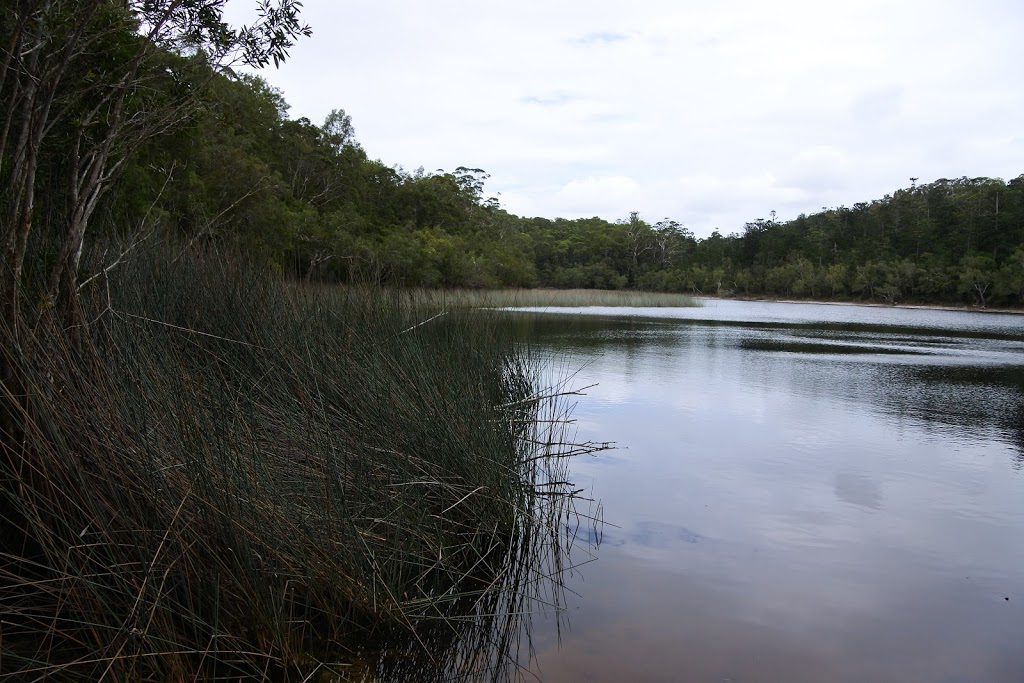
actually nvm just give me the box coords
[418,288,701,309]
[0,246,591,681]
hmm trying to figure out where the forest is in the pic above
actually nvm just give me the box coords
[85,70,1022,308]
[2,3,1019,310]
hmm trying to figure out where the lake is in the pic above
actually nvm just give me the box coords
[516,299,1024,683]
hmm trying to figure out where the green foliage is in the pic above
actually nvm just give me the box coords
[23,24,1019,308]
[1,0,314,324]
[997,247,1024,303]
[959,254,996,307]
[103,81,1024,306]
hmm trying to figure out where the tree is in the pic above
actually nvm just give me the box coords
[651,219,691,268]
[622,211,653,280]
[0,0,311,332]
[959,254,995,307]
[996,247,1024,306]
[822,263,848,298]
[323,108,360,152]
[853,261,889,300]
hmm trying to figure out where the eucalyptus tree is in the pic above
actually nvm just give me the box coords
[997,247,1024,305]
[0,0,310,333]
[959,254,996,307]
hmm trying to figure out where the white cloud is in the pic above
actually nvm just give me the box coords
[225,0,1024,237]
[780,147,853,194]
[851,85,905,123]
[556,176,641,215]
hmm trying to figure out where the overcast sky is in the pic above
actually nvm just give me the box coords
[226,0,1023,238]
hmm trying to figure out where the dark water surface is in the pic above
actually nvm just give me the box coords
[519,299,1024,683]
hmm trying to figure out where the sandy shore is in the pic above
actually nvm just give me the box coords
[702,295,1024,316]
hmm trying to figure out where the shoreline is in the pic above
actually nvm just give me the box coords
[702,294,1024,316]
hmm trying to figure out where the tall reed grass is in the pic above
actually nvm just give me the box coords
[422,288,701,309]
[0,244,598,681]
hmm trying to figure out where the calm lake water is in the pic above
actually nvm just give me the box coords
[517,299,1024,683]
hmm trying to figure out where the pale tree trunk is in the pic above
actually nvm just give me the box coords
[1,0,101,334]
[2,0,309,332]
[50,114,123,317]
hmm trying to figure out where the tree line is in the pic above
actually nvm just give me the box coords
[106,75,1024,308]
[4,6,1022,311]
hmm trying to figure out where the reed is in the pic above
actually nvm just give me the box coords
[0,244,597,681]
[418,288,701,309]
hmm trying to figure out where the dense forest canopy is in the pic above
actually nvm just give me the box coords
[108,71,1024,308]
[0,0,310,331]
[3,5,1022,309]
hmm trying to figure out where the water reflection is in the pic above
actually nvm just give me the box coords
[518,303,1024,450]
[515,300,1024,682]
[833,471,884,510]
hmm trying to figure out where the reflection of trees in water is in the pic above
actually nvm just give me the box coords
[555,320,1024,461]
[351,380,603,682]
[1011,403,1024,470]
[523,311,1024,470]
[908,365,1024,456]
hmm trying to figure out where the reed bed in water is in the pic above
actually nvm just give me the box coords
[420,288,700,309]
[0,246,598,681]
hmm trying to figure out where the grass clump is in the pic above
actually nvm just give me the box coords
[0,245,593,681]
[423,288,701,309]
